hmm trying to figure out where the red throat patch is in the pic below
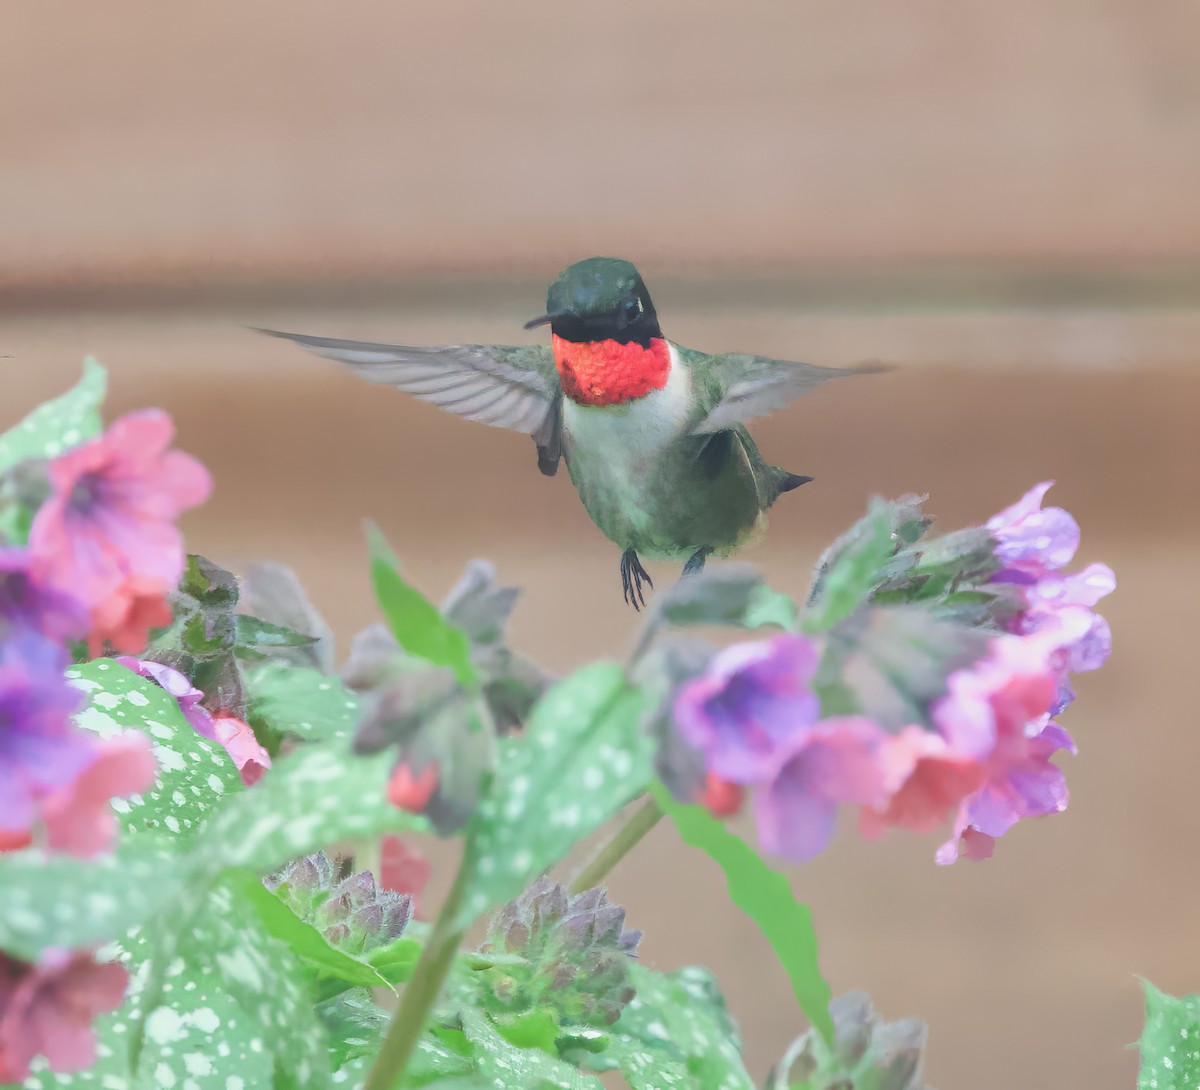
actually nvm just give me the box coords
[552,335,671,406]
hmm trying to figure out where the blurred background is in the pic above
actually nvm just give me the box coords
[5,3,1199,1087]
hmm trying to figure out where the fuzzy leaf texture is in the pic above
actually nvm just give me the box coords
[1138,981,1200,1090]
[457,663,654,926]
[650,781,834,1043]
[0,358,106,473]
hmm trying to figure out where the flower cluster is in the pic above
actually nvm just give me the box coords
[0,405,211,1080]
[674,482,1113,865]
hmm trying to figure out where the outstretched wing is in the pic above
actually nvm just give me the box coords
[255,328,563,474]
[689,350,889,435]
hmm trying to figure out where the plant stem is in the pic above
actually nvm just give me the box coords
[570,795,663,895]
[362,845,475,1090]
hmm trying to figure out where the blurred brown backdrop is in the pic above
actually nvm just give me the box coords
[4,4,1200,1088]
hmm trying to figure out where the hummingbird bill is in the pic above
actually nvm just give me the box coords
[257,257,884,610]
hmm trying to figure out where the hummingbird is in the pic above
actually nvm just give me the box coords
[257,257,882,609]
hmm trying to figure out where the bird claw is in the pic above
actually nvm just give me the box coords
[620,549,654,611]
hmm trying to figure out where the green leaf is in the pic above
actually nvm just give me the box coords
[804,500,898,630]
[0,357,106,472]
[367,523,476,687]
[459,1008,604,1089]
[196,739,428,878]
[494,1008,561,1054]
[1139,980,1200,1089]
[0,844,182,961]
[150,882,332,1089]
[223,869,389,989]
[651,781,834,1044]
[603,964,754,1090]
[457,663,654,926]
[236,615,319,650]
[365,935,423,985]
[244,660,359,743]
[316,988,391,1069]
[68,659,244,843]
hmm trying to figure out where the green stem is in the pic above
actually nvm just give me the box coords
[362,846,476,1090]
[570,795,663,895]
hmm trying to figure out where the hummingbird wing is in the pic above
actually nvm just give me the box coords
[255,329,564,475]
[686,349,889,435]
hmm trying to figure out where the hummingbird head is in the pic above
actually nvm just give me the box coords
[525,257,662,346]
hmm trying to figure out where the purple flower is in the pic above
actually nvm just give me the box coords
[673,634,820,784]
[0,549,86,643]
[754,716,890,862]
[0,630,89,833]
[114,656,215,739]
[986,480,1080,576]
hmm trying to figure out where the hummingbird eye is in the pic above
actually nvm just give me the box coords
[623,297,642,321]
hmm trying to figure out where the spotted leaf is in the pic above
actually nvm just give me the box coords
[0,358,106,473]
[196,740,428,878]
[457,663,653,926]
[1138,981,1200,1090]
[244,660,360,743]
[67,659,244,844]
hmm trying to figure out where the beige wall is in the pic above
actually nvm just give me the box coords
[5,1,1200,290]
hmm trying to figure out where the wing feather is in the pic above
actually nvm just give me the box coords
[691,352,889,434]
[254,327,560,443]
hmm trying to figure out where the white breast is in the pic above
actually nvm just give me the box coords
[561,343,692,463]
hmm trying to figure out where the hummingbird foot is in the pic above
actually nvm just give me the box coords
[620,549,654,611]
[681,546,713,577]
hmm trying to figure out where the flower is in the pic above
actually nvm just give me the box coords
[673,634,820,784]
[0,950,127,1082]
[0,548,86,642]
[932,626,1079,864]
[754,716,890,862]
[697,772,744,818]
[860,727,985,838]
[39,732,157,857]
[114,656,215,739]
[87,575,173,657]
[0,630,88,834]
[986,482,1115,686]
[28,409,211,611]
[986,481,1080,576]
[210,715,271,786]
[386,761,439,813]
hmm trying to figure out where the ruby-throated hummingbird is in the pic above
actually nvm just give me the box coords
[258,257,881,609]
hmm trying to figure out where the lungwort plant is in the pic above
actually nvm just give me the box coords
[1,362,1118,1089]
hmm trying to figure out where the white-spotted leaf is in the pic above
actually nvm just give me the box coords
[0,358,106,472]
[68,660,243,844]
[196,740,428,878]
[457,662,653,926]
[244,661,359,742]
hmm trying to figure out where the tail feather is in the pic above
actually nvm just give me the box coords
[770,469,813,504]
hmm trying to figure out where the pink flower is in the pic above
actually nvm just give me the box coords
[39,732,157,858]
[87,575,173,657]
[860,726,985,838]
[386,762,439,813]
[29,409,211,610]
[753,716,890,862]
[0,949,127,1082]
[932,627,1079,864]
[211,715,271,786]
